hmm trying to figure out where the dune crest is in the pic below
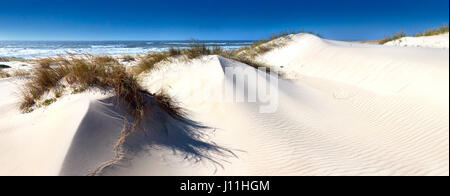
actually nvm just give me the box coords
[384,33,449,49]
[0,33,448,176]
[136,35,448,175]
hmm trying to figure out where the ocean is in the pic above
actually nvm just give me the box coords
[0,40,253,58]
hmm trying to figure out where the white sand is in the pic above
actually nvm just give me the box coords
[0,60,34,76]
[0,78,100,175]
[384,33,449,49]
[0,33,448,176]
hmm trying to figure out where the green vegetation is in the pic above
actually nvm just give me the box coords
[54,88,63,98]
[42,98,57,106]
[135,41,224,74]
[19,54,204,176]
[4,30,323,81]
[135,30,322,75]
[135,41,278,76]
[20,54,181,125]
[71,85,87,94]
[10,30,324,174]
[19,29,320,108]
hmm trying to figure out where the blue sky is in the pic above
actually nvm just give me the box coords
[0,0,448,41]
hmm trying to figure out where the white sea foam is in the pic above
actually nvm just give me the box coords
[0,41,251,58]
[90,44,126,48]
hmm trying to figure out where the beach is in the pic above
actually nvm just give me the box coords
[0,32,448,176]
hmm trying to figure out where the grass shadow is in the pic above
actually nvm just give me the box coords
[59,93,235,176]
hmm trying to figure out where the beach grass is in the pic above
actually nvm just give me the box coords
[135,41,221,74]
[71,85,87,94]
[0,57,9,62]
[34,57,59,68]
[42,98,57,106]
[233,29,321,58]
[0,69,11,78]
[0,68,31,78]
[0,57,27,62]
[133,36,289,77]
[54,87,63,98]
[20,55,181,122]
[414,24,449,37]
[18,54,193,176]
[135,41,277,76]
[92,55,118,65]
[122,55,136,62]
[20,66,67,109]
[378,31,408,44]
[234,31,291,58]
[135,52,171,74]
[220,54,282,77]
[377,24,449,44]
[12,69,31,77]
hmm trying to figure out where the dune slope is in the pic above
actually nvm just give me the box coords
[0,78,92,175]
[0,33,448,176]
[384,33,449,49]
[132,40,448,176]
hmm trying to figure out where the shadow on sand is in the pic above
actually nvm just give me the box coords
[59,94,235,176]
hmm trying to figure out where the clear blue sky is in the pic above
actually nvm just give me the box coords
[0,0,448,41]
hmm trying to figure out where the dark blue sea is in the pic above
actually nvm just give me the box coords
[0,40,253,58]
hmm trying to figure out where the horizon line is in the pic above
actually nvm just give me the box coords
[0,39,256,42]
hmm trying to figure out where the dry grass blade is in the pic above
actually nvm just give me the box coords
[0,69,11,78]
[20,54,192,174]
[135,52,171,74]
[122,55,136,62]
[378,31,408,44]
[414,23,449,37]
[12,69,31,77]
[0,57,27,62]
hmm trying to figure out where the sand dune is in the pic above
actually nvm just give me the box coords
[384,33,449,49]
[134,41,448,176]
[0,33,448,176]
[0,78,94,175]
